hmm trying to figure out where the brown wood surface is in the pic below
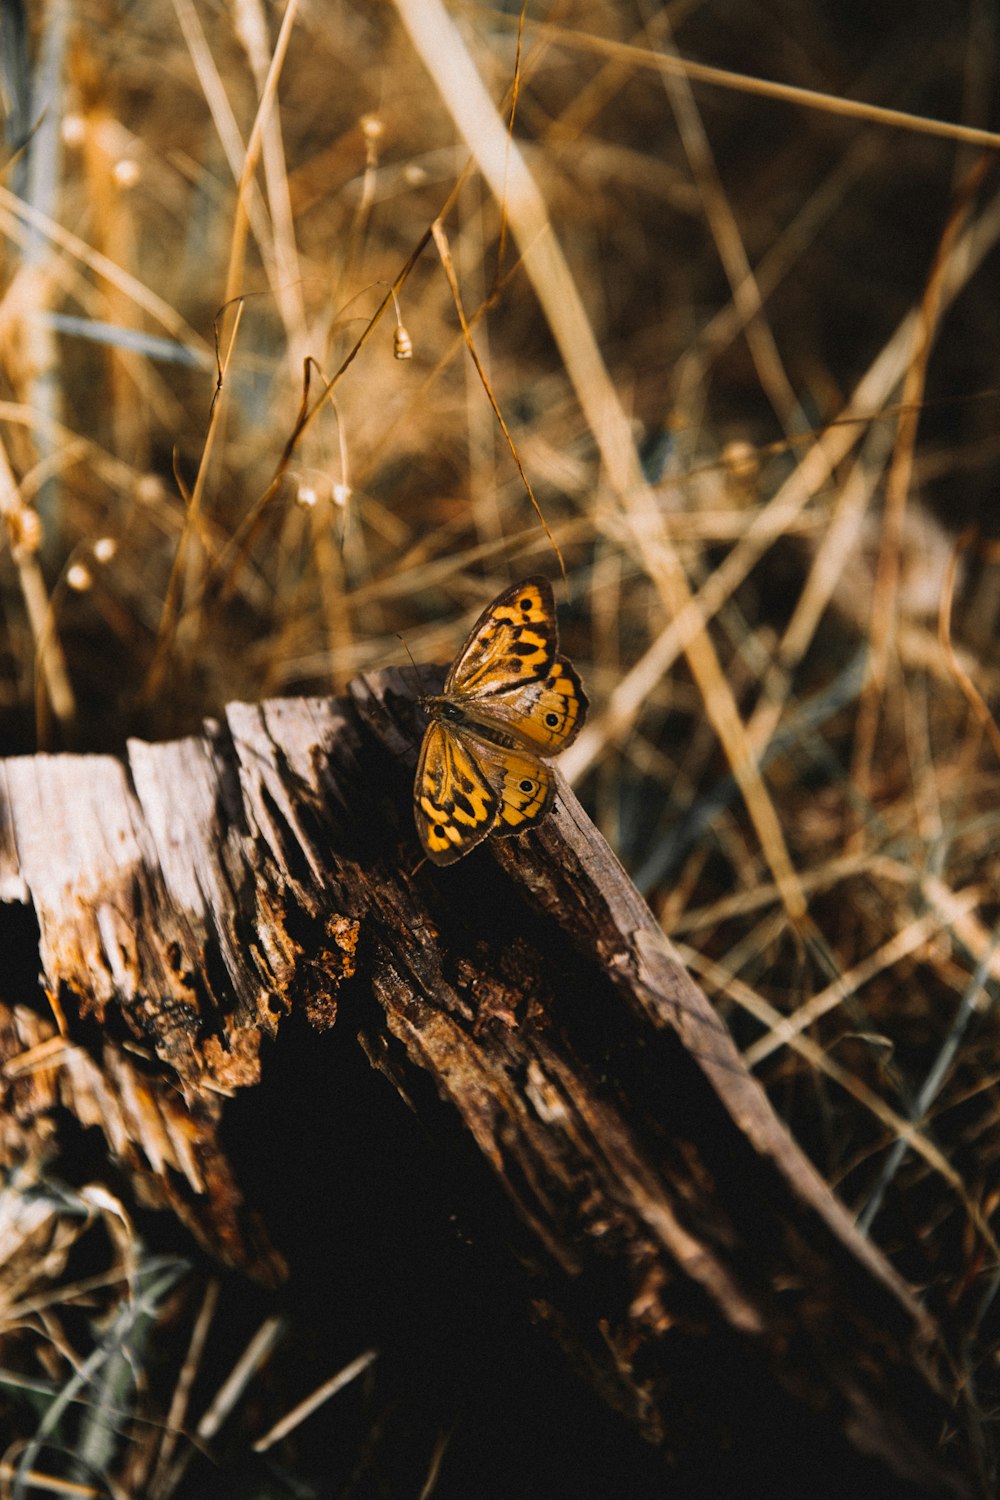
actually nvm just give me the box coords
[0,668,975,1495]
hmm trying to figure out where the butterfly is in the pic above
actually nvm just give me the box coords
[413,577,589,866]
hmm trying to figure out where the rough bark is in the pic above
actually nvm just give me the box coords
[0,668,975,1495]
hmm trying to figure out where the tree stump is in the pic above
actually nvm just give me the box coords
[0,667,974,1496]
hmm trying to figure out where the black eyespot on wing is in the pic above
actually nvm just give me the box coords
[491,748,554,834]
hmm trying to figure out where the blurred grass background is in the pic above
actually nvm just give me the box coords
[2,0,1000,1493]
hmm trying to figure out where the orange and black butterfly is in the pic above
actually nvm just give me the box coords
[414,577,588,865]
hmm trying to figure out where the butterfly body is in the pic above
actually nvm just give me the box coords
[413,577,588,865]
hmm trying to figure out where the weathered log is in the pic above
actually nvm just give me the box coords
[0,667,974,1494]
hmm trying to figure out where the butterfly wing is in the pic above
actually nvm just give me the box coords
[414,721,500,865]
[474,739,556,837]
[414,723,556,864]
[445,577,556,697]
[464,654,588,755]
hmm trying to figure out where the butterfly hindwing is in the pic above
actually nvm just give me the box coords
[471,738,556,836]
[445,577,556,697]
[414,721,499,865]
[463,654,588,755]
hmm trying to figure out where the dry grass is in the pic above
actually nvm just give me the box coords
[2,0,1000,1493]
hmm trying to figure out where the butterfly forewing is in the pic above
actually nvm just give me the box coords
[446,577,556,697]
[413,576,588,864]
[414,721,500,865]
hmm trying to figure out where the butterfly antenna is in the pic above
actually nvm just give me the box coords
[396,632,424,696]
[380,632,425,763]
